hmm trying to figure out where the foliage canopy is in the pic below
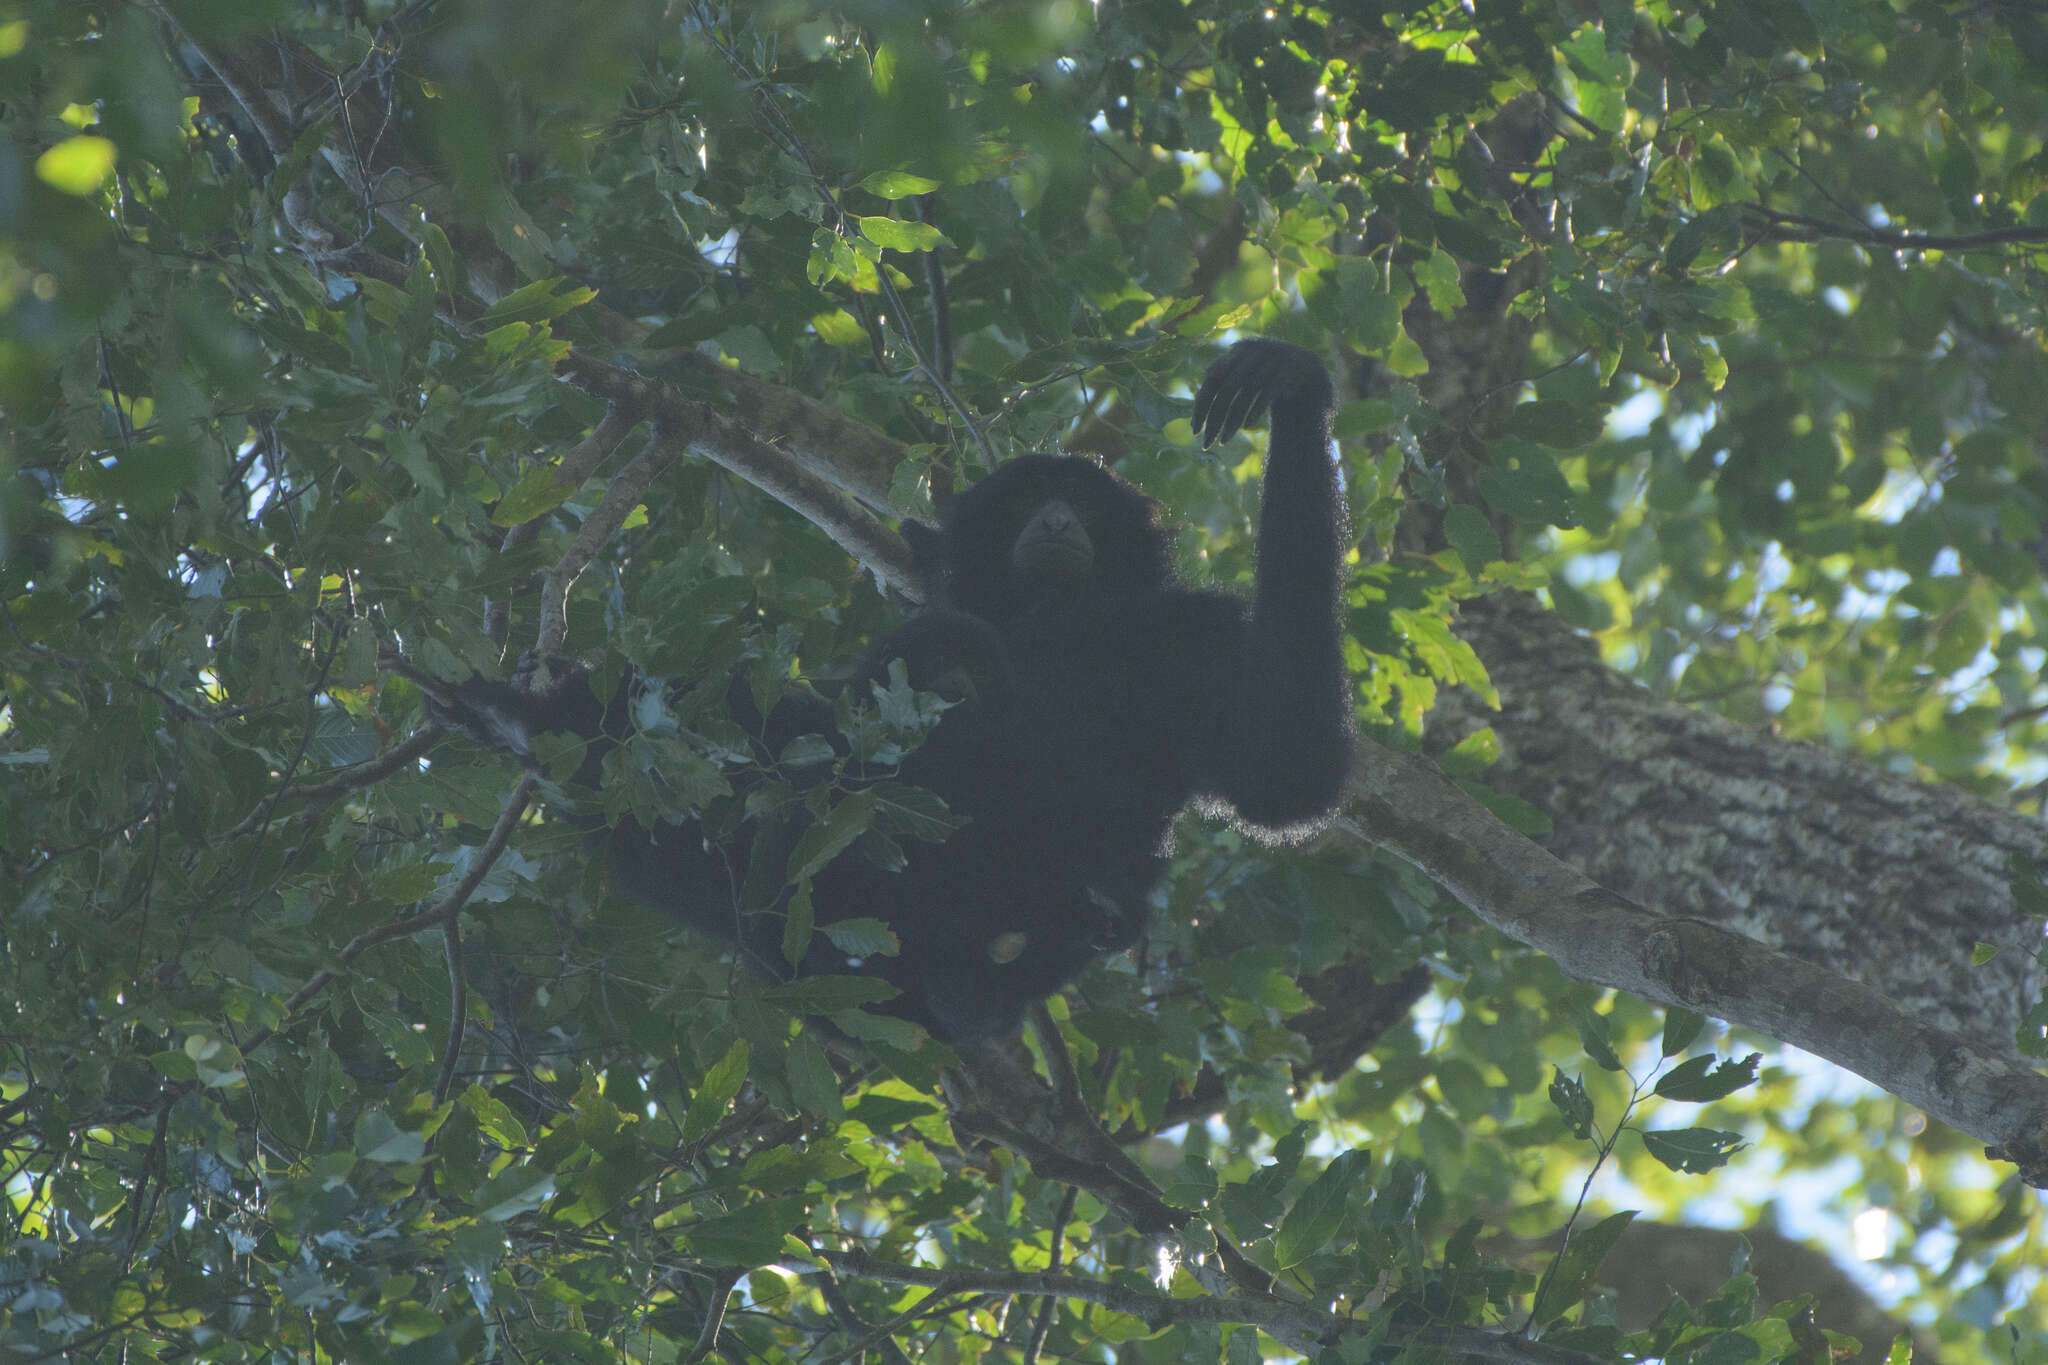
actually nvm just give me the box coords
[4,1,2047,1362]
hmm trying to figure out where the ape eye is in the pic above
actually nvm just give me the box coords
[986,931,1029,964]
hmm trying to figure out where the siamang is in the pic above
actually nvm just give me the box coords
[437,336,1346,1041]
[900,337,1352,880]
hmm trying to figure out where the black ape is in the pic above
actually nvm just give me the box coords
[900,337,1352,882]
[436,610,1136,1042]
[437,337,1344,1041]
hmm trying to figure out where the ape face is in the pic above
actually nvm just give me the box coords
[906,456,1173,623]
[1010,498,1092,582]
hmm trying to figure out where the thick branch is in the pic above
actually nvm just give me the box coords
[1343,742,2048,1185]
[818,1250,1607,1364]
[558,354,918,599]
[1743,203,2048,251]
[1435,595,2044,1059]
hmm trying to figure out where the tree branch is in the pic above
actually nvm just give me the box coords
[817,1250,1609,1364]
[237,773,537,1058]
[1343,740,2048,1185]
[1743,203,2048,252]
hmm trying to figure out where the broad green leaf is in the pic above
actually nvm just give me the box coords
[785,790,877,882]
[1530,1211,1637,1326]
[857,216,946,252]
[36,135,116,194]
[682,1040,751,1146]
[1273,1149,1368,1268]
[1653,1053,1761,1103]
[1640,1127,1747,1173]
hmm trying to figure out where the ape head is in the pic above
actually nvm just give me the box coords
[902,456,1171,622]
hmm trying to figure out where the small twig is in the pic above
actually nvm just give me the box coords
[1022,1185,1080,1364]
[118,1106,171,1276]
[681,1269,741,1365]
[236,772,537,1058]
[222,616,347,855]
[215,724,445,845]
[1029,1005,1085,1112]
[537,423,684,657]
[433,914,468,1106]
[687,4,992,470]
[812,1262,919,1365]
[488,403,641,645]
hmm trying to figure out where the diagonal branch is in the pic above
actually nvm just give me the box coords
[1344,741,2048,1186]
[818,1250,1611,1364]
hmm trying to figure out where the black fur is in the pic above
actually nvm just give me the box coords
[438,337,1346,1042]
[903,337,1352,869]
[436,612,1137,1042]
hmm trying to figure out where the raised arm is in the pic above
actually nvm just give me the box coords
[1190,338,1352,829]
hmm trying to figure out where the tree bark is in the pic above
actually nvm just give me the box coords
[1433,593,2044,1062]
[1493,1218,1939,1364]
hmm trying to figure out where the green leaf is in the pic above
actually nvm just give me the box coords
[870,782,965,843]
[1475,440,1581,529]
[491,463,575,527]
[1530,1211,1637,1326]
[1273,1149,1368,1268]
[1336,255,1405,353]
[845,1093,941,1131]
[459,1086,530,1149]
[1502,400,1608,449]
[1440,726,1500,774]
[1660,1008,1706,1057]
[1664,204,1746,273]
[476,278,597,328]
[784,1030,845,1119]
[785,790,877,882]
[1572,1006,1623,1071]
[1390,607,1491,692]
[778,734,838,767]
[1462,782,1552,835]
[1653,1053,1760,1102]
[1414,247,1467,318]
[2018,999,2048,1059]
[763,974,898,1015]
[1639,1127,1746,1173]
[857,170,941,198]
[35,135,116,194]
[1548,1068,1594,1139]
[781,879,816,966]
[857,215,946,252]
[474,1168,556,1222]
[687,1198,806,1267]
[819,917,900,958]
[682,1039,751,1146]
[1442,504,1502,570]
[811,310,868,347]
[386,1303,445,1346]
[354,1112,427,1164]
